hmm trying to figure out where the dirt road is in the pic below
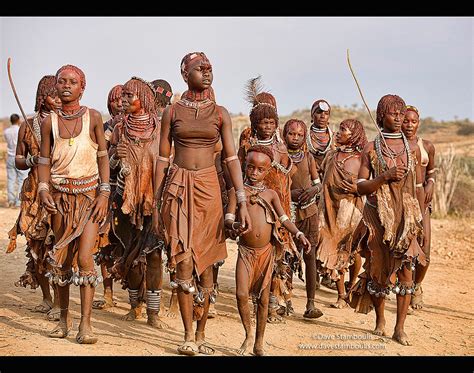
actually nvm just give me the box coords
[0,206,473,356]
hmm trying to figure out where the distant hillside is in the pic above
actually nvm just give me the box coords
[230,105,474,149]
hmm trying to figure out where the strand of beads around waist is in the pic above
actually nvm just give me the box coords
[51,175,99,194]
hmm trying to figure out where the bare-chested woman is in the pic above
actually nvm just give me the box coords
[402,105,435,311]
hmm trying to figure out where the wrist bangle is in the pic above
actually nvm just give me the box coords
[110,154,120,169]
[38,181,50,193]
[279,214,289,223]
[311,178,321,186]
[38,156,50,165]
[427,178,435,184]
[296,231,304,240]
[225,213,235,222]
[25,155,35,168]
[236,189,246,204]
[416,183,423,188]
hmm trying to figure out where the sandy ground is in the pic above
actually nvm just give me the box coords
[0,200,473,356]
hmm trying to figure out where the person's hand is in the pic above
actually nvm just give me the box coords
[39,190,57,214]
[383,165,408,182]
[116,135,128,159]
[237,204,252,235]
[341,179,357,194]
[298,234,311,254]
[424,180,434,204]
[291,189,303,202]
[88,194,109,224]
[299,185,320,204]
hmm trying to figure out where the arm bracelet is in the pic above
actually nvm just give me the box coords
[279,214,289,223]
[25,155,35,168]
[427,177,435,184]
[157,155,170,163]
[311,178,321,186]
[109,153,120,169]
[97,150,108,158]
[223,155,239,164]
[235,189,247,204]
[38,182,50,193]
[225,213,236,222]
[99,183,111,193]
[38,156,50,165]
[295,231,305,240]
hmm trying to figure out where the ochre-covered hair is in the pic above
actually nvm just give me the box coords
[249,92,279,133]
[376,94,406,128]
[55,64,86,90]
[339,119,368,152]
[123,77,157,115]
[180,52,212,80]
[247,144,274,163]
[34,75,57,112]
[107,85,123,116]
[151,79,173,108]
[282,119,307,142]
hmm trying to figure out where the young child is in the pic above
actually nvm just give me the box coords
[283,119,323,319]
[225,145,310,356]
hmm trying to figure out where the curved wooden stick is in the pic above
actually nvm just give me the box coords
[7,57,39,147]
[346,49,394,164]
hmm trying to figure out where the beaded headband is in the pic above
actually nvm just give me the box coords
[406,105,419,115]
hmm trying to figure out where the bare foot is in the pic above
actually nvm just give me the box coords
[373,319,387,336]
[47,306,61,321]
[48,318,73,338]
[237,335,254,355]
[76,323,98,344]
[392,329,411,346]
[165,293,179,318]
[121,306,143,321]
[253,344,265,356]
[331,298,348,309]
[147,312,169,329]
[33,299,53,313]
[207,302,217,319]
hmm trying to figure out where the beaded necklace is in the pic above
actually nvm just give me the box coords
[375,132,412,173]
[288,148,305,164]
[307,126,333,156]
[58,106,87,120]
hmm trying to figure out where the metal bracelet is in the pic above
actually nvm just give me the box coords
[109,153,120,169]
[235,189,247,204]
[224,213,235,222]
[311,178,321,186]
[97,150,108,158]
[99,183,111,193]
[427,177,435,184]
[25,155,35,168]
[295,231,304,240]
[38,181,50,193]
[279,214,289,223]
[38,156,50,165]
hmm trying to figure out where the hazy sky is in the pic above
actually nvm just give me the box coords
[1,17,472,121]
